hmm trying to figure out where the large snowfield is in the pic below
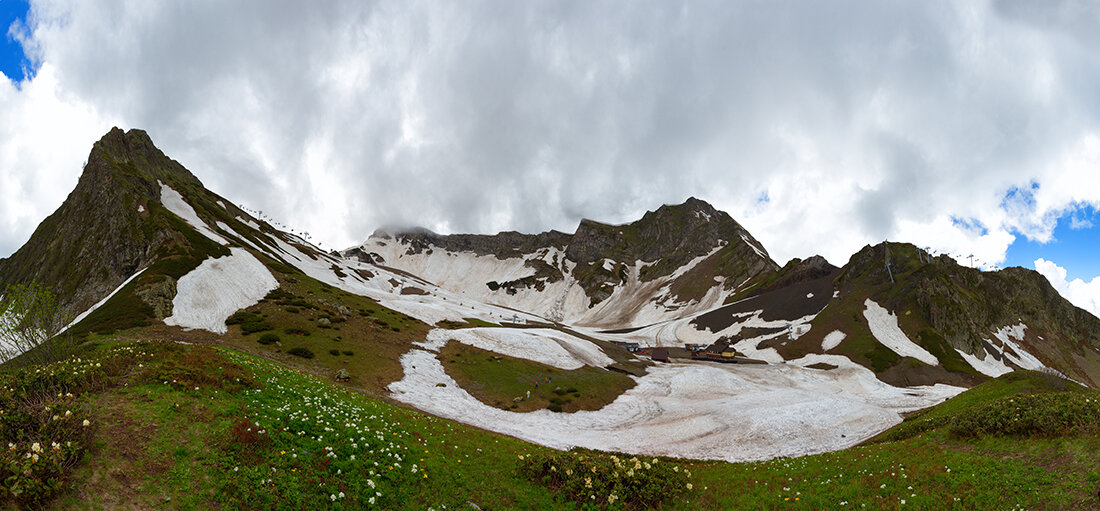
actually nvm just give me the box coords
[420,327,614,370]
[389,344,964,462]
[164,248,279,334]
[359,239,737,327]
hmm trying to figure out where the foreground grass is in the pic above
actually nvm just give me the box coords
[3,339,1098,509]
[50,342,561,510]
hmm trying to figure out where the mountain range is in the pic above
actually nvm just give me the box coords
[3,128,1100,509]
[3,127,1098,389]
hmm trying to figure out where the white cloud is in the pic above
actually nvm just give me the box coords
[1035,258,1100,319]
[0,0,1098,283]
[0,63,115,256]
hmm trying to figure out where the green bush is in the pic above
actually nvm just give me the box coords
[284,328,309,336]
[342,350,354,356]
[240,320,274,334]
[518,449,693,508]
[228,311,273,334]
[264,288,295,301]
[284,307,299,314]
[257,333,280,345]
[950,392,1100,438]
[287,347,314,359]
[547,404,563,413]
[0,344,157,506]
[328,349,340,356]
[225,311,259,325]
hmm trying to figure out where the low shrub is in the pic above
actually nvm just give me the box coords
[263,288,295,301]
[138,345,258,393]
[287,347,314,359]
[328,349,340,356]
[518,449,693,509]
[257,333,280,345]
[227,417,271,464]
[0,344,157,506]
[227,311,273,334]
[950,392,1100,438]
[342,350,353,356]
[284,328,309,336]
[240,320,274,334]
[226,311,259,325]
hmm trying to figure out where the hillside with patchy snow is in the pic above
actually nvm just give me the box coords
[350,198,777,328]
[3,127,1099,473]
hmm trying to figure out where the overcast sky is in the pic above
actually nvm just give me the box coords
[2,0,1099,316]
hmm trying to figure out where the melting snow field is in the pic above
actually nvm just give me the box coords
[164,248,279,334]
[389,337,964,463]
[863,299,939,365]
[420,328,614,370]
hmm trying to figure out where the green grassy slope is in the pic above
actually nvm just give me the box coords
[3,338,1097,510]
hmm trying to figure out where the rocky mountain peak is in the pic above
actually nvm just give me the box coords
[83,127,202,193]
[0,128,219,327]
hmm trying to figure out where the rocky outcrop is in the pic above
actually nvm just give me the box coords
[135,277,177,320]
[0,128,211,324]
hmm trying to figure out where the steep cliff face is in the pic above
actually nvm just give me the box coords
[0,128,228,323]
[353,197,779,326]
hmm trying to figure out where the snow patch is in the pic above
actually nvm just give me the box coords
[164,248,279,334]
[137,204,145,213]
[159,182,228,245]
[389,346,964,462]
[822,330,846,351]
[420,327,613,369]
[956,348,1012,378]
[862,299,939,366]
[806,293,814,299]
[740,232,767,259]
[237,216,262,230]
[991,323,1046,371]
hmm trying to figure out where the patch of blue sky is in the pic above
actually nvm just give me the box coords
[949,216,989,236]
[1,0,32,82]
[1004,203,1100,281]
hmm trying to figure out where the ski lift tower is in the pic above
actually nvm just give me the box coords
[884,241,894,283]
